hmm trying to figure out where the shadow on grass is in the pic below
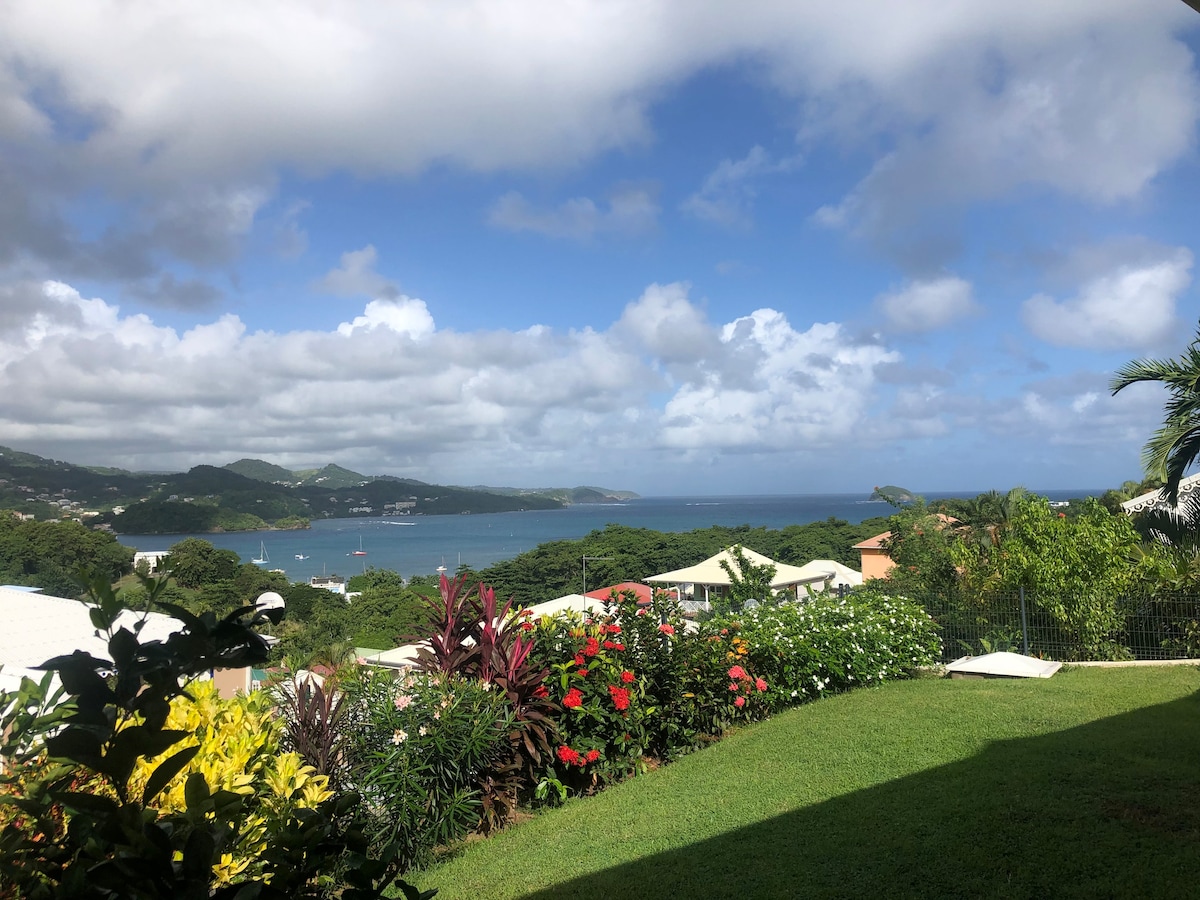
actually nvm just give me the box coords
[517,691,1200,899]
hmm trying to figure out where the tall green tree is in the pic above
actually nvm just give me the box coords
[1111,323,1200,504]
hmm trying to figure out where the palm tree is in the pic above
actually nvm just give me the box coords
[1110,323,1200,506]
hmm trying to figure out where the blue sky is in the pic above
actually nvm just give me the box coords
[2,2,1199,496]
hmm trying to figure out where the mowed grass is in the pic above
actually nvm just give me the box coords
[413,667,1200,899]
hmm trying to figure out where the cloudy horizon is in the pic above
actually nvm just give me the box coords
[1,2,1197,495]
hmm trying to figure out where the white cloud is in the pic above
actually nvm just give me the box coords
[876,276,979,332]
[658,310,899,450]
[336,298,435,340]
[0,1,1194,286]
[681,146,798,228]
[808,16,1197,258]
[1022,248,1191,349]
[488,186,659,240]
[0,279,908,481]
[315,245,398,298]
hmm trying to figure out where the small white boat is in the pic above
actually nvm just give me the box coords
[252,541,269,565]
[295,554,309,560]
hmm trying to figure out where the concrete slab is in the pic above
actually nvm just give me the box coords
[945,651,1061,679]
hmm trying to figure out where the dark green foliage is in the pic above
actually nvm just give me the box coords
[476,520,888,608]
[337,669,514,872]
[1111,322,1200,505]
[0,570,431,898]
[164,537,242,588]
[112,499,224,533]
[715,544,776,614]
[0,516,133,594]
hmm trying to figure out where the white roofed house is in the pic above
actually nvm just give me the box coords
[646,546,832,613]
[0,585,261,703]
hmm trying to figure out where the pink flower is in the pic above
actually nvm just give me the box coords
[636,608,648,616]
[394,694,414,710]
[734,696,746,708]
[657,623,675,635]
[755,677,768,692]
[727,665,747,680]
[728,682,739,692]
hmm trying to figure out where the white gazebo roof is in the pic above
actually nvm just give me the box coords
[789,560,863,590]
[646,547,829,590]
[1121,473,1200,516]
[0,586,181,673]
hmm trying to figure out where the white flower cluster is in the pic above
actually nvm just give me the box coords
[705,593,940,706]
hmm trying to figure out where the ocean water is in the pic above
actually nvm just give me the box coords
[117,490,1095,582]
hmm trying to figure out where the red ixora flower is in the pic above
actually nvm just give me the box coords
[533,684,549,698]
[728,682,739,692]
[574,653,586,667]
[613,643,625,651]
[577,668,588,677]
[584,637,600,657]
[608,625,622,635]
[557,745,581,765]
[608,685,631,711]
[734,695,746,708]
[657,623,675,635]
[727,665,747,680]
[563,688,584,709]
[585,748,601,763]
[603,640,616,650]
[621,670,635,684]
[755,677,768,692]
[520,622,534,632]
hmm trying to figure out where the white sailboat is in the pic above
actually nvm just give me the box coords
[252,541,269,565]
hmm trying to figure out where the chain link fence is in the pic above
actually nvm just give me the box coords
[905,590,1200,664]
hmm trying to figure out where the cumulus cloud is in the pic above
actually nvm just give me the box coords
[809,15,1197,263]
[0,279,908,481]
[1022,248,1191,350]
[315,245,399,298]
[0,1,1194,288]
[658,310,899,450]
[875,276,979,332]
[681,146,799,228]
[488,186,659,240]
[336,298,435,340]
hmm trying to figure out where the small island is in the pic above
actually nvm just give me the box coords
[870,484,917,505]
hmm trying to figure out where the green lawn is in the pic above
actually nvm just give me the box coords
[414,667,1200,899]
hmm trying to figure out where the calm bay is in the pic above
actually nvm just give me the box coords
[116,489,1095,582]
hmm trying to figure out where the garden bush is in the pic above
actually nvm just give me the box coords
[0,570,429,900]
[338,666,515,871]
[702,592,942,709]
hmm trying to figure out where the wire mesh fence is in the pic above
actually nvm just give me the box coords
[913,590,1200,664]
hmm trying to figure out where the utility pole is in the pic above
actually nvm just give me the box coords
[581,555,614,597]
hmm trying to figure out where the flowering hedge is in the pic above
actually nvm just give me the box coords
[701,592,941,711]
[338,668,514,871]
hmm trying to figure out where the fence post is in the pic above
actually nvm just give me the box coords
[1019,586,1030,656]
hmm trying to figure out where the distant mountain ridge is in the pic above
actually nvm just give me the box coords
[463,484,640,503]
[0,446,639,533]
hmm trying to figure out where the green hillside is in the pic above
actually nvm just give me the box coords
[224,458,297,483]
[294,464,369,489]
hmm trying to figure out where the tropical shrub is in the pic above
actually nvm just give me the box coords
[531,613,654,792]
[409,574,557,827]
[339,667,515,871]
[704,592,941,708]
[125,679,332,887]
[0,570,428,900]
